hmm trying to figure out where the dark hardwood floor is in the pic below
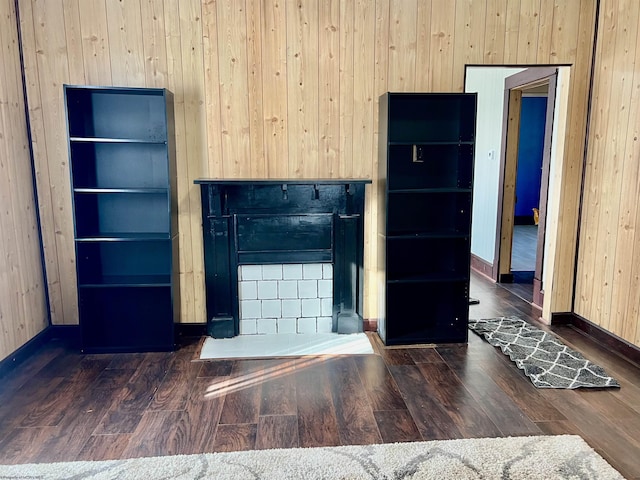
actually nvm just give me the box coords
[1,271,639,478]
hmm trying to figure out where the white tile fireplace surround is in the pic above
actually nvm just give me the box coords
[238,263,333,335]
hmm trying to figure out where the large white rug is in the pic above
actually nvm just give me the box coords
[199,332,374,359]
[0,435,623,479]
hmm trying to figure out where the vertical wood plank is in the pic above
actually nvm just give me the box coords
[338,0,354,178]
[261,0,288,178]
[503,0,520,63]
[453,0,487,92]
[318,0,340,178]
[140,0,168,88]
[201,0,223,179]
[516,0,541,63]
[30,0,77,325]
[78,0,112,85]
[246,0,266,178]
[217,0,251,178]
[429,0,455,91]
[105,0,146,86]
[62,0,86,84]
[484,0,507,64]
[164,0,195,324]
[286,0,319,178]
[16,0,64,327]
[387,0,417,91]
[414,0,432,91]
[178,0,207,323]
[535,0,555,63]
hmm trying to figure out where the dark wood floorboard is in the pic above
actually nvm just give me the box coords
[1,272,640,478]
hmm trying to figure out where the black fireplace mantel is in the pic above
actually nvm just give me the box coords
[195,179,371,338]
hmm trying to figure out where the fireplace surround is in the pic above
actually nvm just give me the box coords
[195,179,371,338]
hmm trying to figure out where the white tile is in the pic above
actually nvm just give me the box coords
[318,279,332,298]
[278,280,298,299]
[297,317,317,334]
[282,299,302,318]
[262,299,282,318]
[257,280,278,299]
[302,298,321,317]
[241,265,263,281]
[298,280,317,298]
[240,300,261,319]
[239,281,257,300]
[262,264,283,280]
[257,318,277,334]
[283,264,303,280]
[277,318,297,334]
[321,298,333,317]
[323,264,333,279]
[240,319,258,335]
[317,317,333,333]
[303,264,323,280]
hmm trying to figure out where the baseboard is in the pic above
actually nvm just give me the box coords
[0,326,52,378]
[470,254,495,280]
[551,312,640,368]
[175,323,208,338]
[363,318,378,332]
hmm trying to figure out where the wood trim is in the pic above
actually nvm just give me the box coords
[551,312,640,368]
[497,88,522,278]
[470,253,495,280]
[362,318,377,332]
[0,325,79,377]
[504,66,559,90]
[175,323,208,338]
[533,72,558,309]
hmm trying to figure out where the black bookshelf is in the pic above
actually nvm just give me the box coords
[65,85,178,352]
[378,93,477,345]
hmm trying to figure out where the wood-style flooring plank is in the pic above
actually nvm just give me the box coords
[179,376,226,454]
[388,364,463,440]
[353,355,407,411]
[255,414,299,450]
[197,360,234,377]
[121,410,189,458]
[212,423,257,452]
[259,358,298,416]
[75,434,132,462]
[295,358,341,448]
[373,409,422,443]
[437,345,543,436]
[325,357,382,445]
[416,362,503,438]
[0,426,59,464]
[218,360,264,425]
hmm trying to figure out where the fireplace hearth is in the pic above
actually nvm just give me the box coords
[195,179,371,338]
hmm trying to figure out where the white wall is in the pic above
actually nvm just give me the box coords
[465,67,525,264]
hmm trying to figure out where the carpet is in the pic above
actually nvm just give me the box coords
[469,316,620,389]
[199,332,374,360]
[0,435,623,479]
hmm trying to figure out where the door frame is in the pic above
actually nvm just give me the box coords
[493,67,558,308]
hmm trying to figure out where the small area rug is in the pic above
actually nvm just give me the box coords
[469,316,620,389]
[0,435,623,479]
[199,332,374,360]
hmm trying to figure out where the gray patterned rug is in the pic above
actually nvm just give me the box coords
[469,316,620,389]
[0,435,623,479]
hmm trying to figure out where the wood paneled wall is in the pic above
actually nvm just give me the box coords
[0,0,48,361]
[17,0,597,327]
[576,0,640,347]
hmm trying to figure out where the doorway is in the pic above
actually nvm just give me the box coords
[496,68,558,309]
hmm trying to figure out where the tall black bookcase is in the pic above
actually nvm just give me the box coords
[377,92,476,345]
[64,85,178,352]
